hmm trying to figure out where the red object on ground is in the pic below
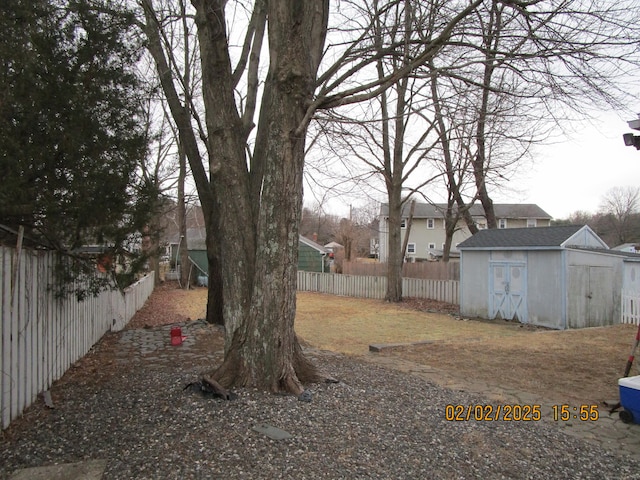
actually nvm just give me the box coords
[623,322,640,377]
[170,326,183,346]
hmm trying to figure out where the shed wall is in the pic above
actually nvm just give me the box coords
[623,261,640,292]
[460,251,491,318]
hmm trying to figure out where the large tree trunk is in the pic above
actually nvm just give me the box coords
[194,0,329,394]
[385,187,403,302]
[177,144,190,289]
[442,201,457,263]
[193,0,256,349]
[205,211,223,326]
[473,0,499,229]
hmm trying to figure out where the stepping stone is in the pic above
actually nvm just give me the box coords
[9,459,108,480]
[252,424,293,440]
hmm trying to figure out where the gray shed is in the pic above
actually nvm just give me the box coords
[458,225,640,329]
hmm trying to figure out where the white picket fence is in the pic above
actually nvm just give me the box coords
[297,271,459,304]
[1,246,155,430]
[621,291,640,325]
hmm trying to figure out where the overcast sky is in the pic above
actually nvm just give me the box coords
[493,111,640,220]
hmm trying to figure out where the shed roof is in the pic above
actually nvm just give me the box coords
[457,225,601,250]
[570,246,640,259]
[379,202,552,220]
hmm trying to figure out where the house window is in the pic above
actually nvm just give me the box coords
[527,218,537,228]
[401,218,406,228]
[498,218,507,229]
[477,222,487,230]
[427,218,435,229]
[428,243,436,250]
[407,243,416,254]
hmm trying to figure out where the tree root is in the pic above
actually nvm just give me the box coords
[201,332,338,398]
[183,377,237,400]
[292,336,338,384]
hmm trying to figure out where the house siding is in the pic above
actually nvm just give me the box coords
[298,242,327,272]
[188,250,208,276]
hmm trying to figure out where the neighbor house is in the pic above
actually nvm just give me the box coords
[378,202,552,262]
[299,235,330,272]
[166,229,330,280]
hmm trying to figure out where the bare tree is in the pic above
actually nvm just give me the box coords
[312,0,451,301]
[412,0,640,259]
[435,0,640,228]
[138,0,486,394]
[300,201,339,246]
[599,186,640,245]
[141,0,329,392]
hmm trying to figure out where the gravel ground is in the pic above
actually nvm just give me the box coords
[1,324,640,480]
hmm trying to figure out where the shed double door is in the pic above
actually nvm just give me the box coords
[567,265,614,328]
[490,262,527,323]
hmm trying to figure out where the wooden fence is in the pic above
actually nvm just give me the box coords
[342,260,460,280]
[297,271,459,304]
[621,291,640,325]
[1,246,155,430]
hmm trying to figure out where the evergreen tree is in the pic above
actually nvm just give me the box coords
[0,0,154,292]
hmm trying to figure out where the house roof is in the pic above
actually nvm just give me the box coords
[612,243,640,252]
[168,227,206,243]
[168,227,207,250]
[457,225,601,250]
[299,235,329,254]
[379,202,552,220]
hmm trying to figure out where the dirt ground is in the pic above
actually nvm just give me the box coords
[133,282,639,408]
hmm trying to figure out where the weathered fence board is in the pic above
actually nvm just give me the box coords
[297,271,459,304]
[622,291,640,325]
[1,246,154,430]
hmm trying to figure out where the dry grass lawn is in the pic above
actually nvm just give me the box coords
[295,292,535,354]
[295,292,638,405]
[138,284,640,407]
